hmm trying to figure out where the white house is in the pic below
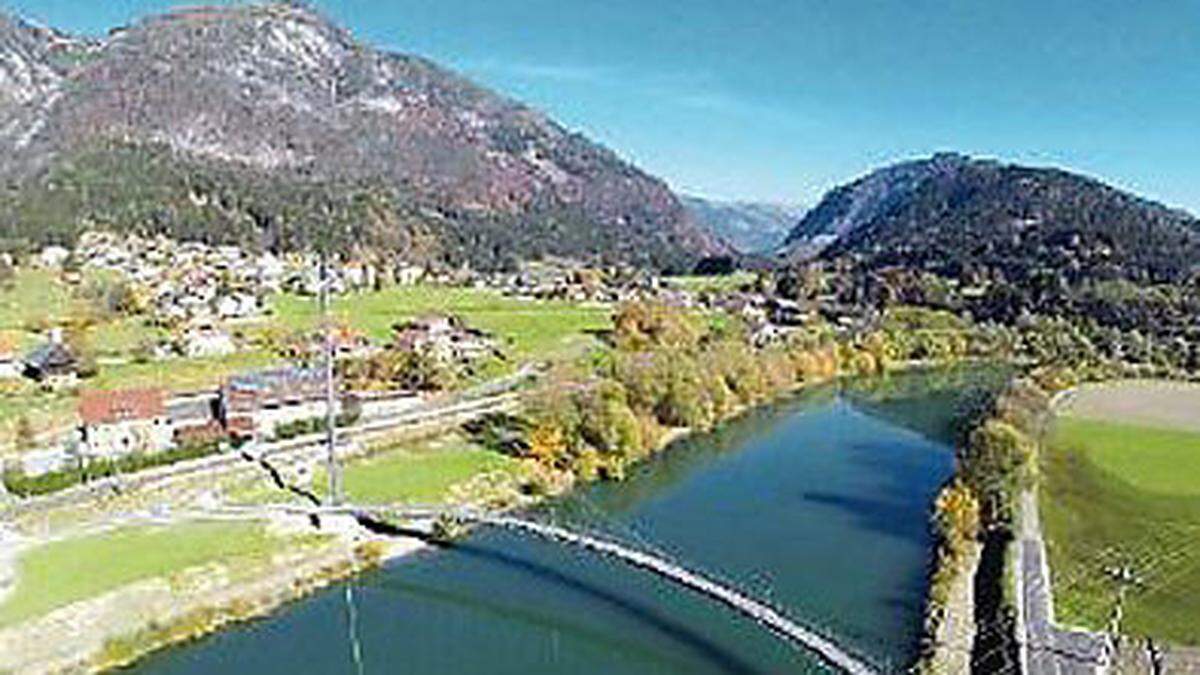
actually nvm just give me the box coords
[182,324,236,358]
[77,388,173,459]
[37,246,70,269]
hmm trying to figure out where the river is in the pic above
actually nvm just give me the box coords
[135,370,996,674]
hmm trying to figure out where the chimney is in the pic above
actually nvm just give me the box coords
[49,327,64,344]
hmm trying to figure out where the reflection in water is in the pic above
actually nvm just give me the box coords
[136,369,1000,675]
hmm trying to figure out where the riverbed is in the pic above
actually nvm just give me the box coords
[134,375,982,674]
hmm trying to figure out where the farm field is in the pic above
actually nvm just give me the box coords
[1041,382,1200,645]
[272,286,610,363]
[0,270,81,335]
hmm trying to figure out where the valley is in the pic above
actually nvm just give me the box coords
[0,2,1198,674]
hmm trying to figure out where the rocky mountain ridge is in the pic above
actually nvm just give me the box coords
[0,3,728,271]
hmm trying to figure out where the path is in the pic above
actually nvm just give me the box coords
[1017,489,1112,675]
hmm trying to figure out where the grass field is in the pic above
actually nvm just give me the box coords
[87,349,278,392]
[314,436,515,505]
[1041,405,1200,645]
[0,270,80,333]
[273,286,610,362]
[0,522,283,628]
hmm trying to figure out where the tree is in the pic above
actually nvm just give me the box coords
[961,420,1036,528]
[934,480,981,562]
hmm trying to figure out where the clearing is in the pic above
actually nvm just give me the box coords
[272,285,610,363]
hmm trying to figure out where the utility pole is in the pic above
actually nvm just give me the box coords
[320,253,342,506]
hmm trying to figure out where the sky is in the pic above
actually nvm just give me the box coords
[4,0,1200,213]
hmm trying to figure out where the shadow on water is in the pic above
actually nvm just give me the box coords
[360,515,766,674]
[801,491,931,546]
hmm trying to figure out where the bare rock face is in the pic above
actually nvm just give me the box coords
[0,3,727,271]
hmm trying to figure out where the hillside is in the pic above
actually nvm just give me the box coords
[784,153,1200,285]
[778,154,1200,345]
[681,196,803,254]
[0,3,727,271]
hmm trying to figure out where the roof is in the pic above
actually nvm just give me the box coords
[226,366,326,396]
[168,397,217,424]
[24,341,77,373]
[79,388,167,425]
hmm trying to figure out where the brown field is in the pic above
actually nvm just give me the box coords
[1059,379,1200,431]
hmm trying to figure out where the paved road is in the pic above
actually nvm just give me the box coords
[1018,490,1112,675]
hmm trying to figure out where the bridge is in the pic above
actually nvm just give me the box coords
[246,502,879,675]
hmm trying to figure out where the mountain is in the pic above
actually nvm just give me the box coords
[782,153,973,258]
[680,196,804,254]
[783,153,1200,286]
[0,3,728,271]
[777,154,1200,346]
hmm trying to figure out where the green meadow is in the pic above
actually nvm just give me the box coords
[272,285,610,363]
[313,435,516,505]
[1041,414,1200,645]
[0,522,285,628]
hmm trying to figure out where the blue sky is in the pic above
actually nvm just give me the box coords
[5,1,1200,212]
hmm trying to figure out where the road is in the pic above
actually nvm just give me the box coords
[1018,489,1112,675]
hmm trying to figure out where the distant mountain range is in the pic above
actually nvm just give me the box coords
[680,196,804,254]
[783,153,1200,286]
[0,4,729,271]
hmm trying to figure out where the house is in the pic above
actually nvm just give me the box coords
[331,325,373,359]
[37,246,70,268]
[392,314,502,365]
[168,394,224,446]
[23,331,79,390]
[215,292,259,319]
[181,323,236,358]
[219,367,339,440]
[394,264,425,286]
[77,388,173,459]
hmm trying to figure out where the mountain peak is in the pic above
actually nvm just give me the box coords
[0,2,726,271]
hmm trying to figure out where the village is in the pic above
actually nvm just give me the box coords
[0,231,863,495]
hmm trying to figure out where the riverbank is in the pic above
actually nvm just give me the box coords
[916,377,1047,674]
[0,517,423,674]
[0,357,965,674]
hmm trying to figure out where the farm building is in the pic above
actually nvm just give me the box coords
[219,367,341,440]
[77,388,173,459]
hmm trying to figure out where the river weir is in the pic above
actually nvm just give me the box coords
[134,370,999,674]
